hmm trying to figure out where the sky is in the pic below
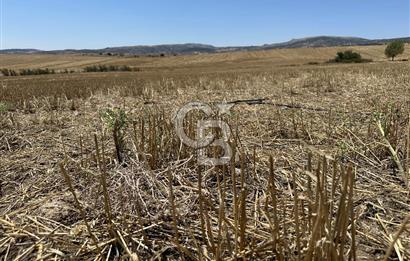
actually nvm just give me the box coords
[1,0,409,50]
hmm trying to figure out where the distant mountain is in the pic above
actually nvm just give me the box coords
[46,43,218,55]
[0,48,42,54]
[1,36,409,55]
[262,36,370,49]
[262,36,410,49]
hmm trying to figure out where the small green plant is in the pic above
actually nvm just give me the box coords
[337,140,349,158]
[100,108,128,164]
[385,41,405,61]
[0,102,8,113]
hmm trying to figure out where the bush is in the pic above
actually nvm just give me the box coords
[19,68,56,76]
[1,68,55,76]
[0,68,10,76]
[84,65,100,72]
[119,65,132,71]
[83,65,132,72]
[0,68,17,76]
[330,50,371,63]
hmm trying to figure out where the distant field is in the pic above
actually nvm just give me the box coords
[1,44,409,72]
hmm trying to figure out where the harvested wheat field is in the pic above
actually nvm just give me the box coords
[1,47,410,260]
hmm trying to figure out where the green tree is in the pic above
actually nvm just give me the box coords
[385,41,405,61]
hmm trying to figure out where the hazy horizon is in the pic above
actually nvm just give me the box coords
[1,0,409,50]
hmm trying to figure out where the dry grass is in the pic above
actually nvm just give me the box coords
[1,44,409,71]
[0,47,409,260]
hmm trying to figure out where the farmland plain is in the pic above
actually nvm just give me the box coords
[0,45,409,260]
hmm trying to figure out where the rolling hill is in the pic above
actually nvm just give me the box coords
[1,36,409,56]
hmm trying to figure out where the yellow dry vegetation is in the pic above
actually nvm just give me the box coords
[0,45,409,260]
[1,44,409,71]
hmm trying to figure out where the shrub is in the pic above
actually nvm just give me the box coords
[0,68,10,76]
[83,65,132,72]
[0,68,17,76]
[19,68,55,76]
[84,65,97,72]
[336,50,361,62]
[330,50,371,63]
[1,68,56,76]
[119,65,132,71]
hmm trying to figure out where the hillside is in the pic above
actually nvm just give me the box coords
[262,36,410,48]
[1,44,409,72]
[1,36,409,55]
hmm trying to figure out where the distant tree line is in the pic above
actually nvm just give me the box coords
[98,52,174,57]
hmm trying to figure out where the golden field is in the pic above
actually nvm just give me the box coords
[0,45,409,260]
[1,44,409,71]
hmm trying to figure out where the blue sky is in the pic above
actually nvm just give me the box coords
[1,0,409,50]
